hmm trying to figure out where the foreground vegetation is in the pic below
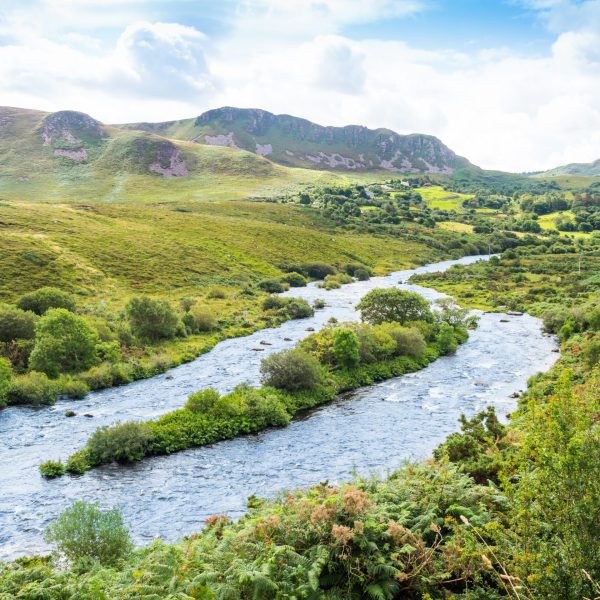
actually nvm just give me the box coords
[41,290,471,477]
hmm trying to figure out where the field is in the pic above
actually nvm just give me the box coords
[0,199,438,304]
[413,185,473,210]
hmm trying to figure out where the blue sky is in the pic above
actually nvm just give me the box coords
[0,0,599,171]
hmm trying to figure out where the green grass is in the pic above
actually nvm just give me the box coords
[437,221,474,233]
[414,185,473,210]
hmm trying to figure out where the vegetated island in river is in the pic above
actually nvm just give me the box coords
[40,289,475,478]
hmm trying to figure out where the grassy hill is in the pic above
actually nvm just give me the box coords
[538,158,600,177]
[0,106,384,203]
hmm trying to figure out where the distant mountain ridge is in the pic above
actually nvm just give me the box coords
[539,158,600,177]
[122,106,470,174]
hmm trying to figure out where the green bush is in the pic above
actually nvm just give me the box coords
[66,450,89,475]
[354,267,371,281]
[17,287,77,315]
[332,328,360,367]
[7,371,58,406]
[60,379,90,399]
[260,348,323,391]
[284,298,314,319]
[185,388,220,413]
[184,305,218,333]
[39,460,66,479]
[86,421,156,465]
[78,362,114,390]
[304,262,336,279]
[0,357,12,408]
[243,387,291,427]
[357,288,433,325]
[258,278,288,293]
[436,323,459,355]
[313,299,326,309]
[377,323,426,357]
[206,286,228,299]
[0,304,37,342]
[354,324,396,363]
[45,501,132,566]
[29,309,100,377]
[281,272,307,287]
[126,296,181,342]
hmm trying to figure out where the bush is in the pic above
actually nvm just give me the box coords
[243,388,291,427]
[186,388,220,413]
[45,501,132,566]
[260,348,322,391]
[66,450,89,475]
[437,323,459,355]
[281,272,307,287]
[304,262,336,279]
[29,309,100,377]
[86,421,155,465]
[78,362,114,390]
[332,328,360,367]
[355,325,396,363]
[17,287,77,315]
[206,286,228,299]
[39,460,65,479]
[0,357,12,408]
[7,371,58,406]
[61,379,90,400]
[354,268,371,281]
[357,288,433,325]
[258,278,288,293]
[126,296,181,341]
[284,299,314,319]
[0,305,37,342]
[185,305,218,333]
[378,323,426,357]
[313,299,326,309]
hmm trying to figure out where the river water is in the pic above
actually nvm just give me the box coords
[0,255,558,559]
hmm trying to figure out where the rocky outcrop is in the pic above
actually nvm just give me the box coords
[147,140,188,177]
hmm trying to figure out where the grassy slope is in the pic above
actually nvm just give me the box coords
[0,200,437,304]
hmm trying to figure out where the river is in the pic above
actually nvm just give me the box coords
[0,255,558,559]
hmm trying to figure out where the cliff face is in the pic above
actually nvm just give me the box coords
[130,106,469,174]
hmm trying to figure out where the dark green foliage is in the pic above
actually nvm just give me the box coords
[434,407,507,484]
[436,323,459,355]
[332,327,360,367]
[281,272,307,287]
[183,305,217,333]
[17,287,77,315]
[0,305,37,342]
[0,357,11,408]
[39,460,66,479]
[7,371,58,406]
[260,348,323,391]
[357,288,433,325]
[258,278,288,293]
[45,501,132,566]
[185,388,220,413]
[126,296,181,341]
[354,267,371,281]
[29,309,100,377]
[86,421,156,465]
[262,296,314,319]
[303,262,337,279]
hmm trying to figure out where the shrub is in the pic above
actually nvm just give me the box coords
[355,325,396,363]
[78,362,114,390]
[284,299,314,319]
[258,278,288,293]
[39,460,65,479]
[45,501,132,566]
[29,309,100,377]
[86,421,155,465]
[378,324,426,357]
[357,288,433,325]
[17,287,76,315]
[260,348,322,391]
[0,305,37,342]
[61,379,90,399]
[313,299,326,309]
[185,305,218,333]
[304,262,336,279]
[186,388,220,414]
[244,388,291,427]
[206,286,228,299]
[126,296,180,341]
[437,323,459,355]
[7,371,58,406]
[0,338,34,371]
[354,268,371,281]
[332,328,360,367]
[281,272,307,287]
[0,357,12,408]
[66,451,89,475]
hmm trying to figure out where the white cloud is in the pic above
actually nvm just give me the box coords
[312,37,366,94]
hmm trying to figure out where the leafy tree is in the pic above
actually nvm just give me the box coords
[0,305,37,342]
[17,287,76,315]
[126,296,180,341]
[260,348,322,391]
[332,328,360,367]
[29,309,99,377]
[356,288,432,325]
[45,501,132,566]
[0,357,12,408]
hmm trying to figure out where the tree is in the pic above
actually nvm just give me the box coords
[45,501,132,566]
[126,296,180,341]
[29,309,99,377]
[260,348,322,391]
[0,357,12,408]
[356,288,432,325]
[17,287,76,315]
[0,305,37,342]
[332,328,360,367]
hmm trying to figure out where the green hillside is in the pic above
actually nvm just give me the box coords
[539,158,600,177]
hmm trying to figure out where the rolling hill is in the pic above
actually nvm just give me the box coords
[538,158,600,177]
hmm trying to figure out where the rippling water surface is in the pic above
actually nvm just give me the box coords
[0,255,558,558]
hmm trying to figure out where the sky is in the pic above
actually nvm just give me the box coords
[0,0,599,172]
